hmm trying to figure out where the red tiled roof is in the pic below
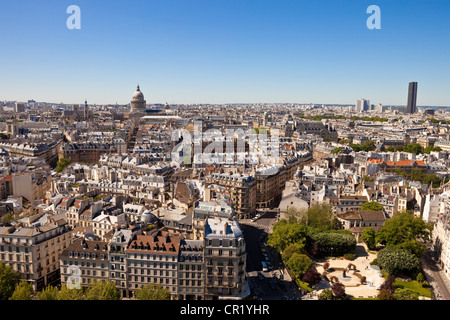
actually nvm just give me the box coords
[385,160,426,166]
[127,231,180,254]
[367,159,383,164]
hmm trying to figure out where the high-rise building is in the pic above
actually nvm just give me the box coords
[14,102,25,113]
[356,99,370,112]
[407,82,418,114]
[84,99,89,120]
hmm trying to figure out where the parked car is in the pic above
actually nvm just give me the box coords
[261,261,269,272]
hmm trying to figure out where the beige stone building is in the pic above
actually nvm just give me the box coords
[60,238,109,288]
[0,213,72,290]
[203,216,248,300]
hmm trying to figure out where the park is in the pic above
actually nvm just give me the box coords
[269,204,434,300]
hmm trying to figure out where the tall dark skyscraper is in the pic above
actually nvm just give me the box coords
[407,81,418,114]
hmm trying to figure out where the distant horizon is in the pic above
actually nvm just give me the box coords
[2,97,449,109]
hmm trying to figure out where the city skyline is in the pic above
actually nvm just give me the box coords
[1,1,450,105]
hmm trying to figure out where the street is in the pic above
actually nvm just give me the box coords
[241,212,301,300]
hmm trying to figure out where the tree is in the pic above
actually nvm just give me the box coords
[361,201,383,211]
[10,281,34,300]
[339,139,351,145]
[85,280,120,300]
[55,158,71,173]
[301,267,322,286]
[331,147,343,154]
[302,203,340,231]
[424,145,442,154]
[318,289,334,300]
[281,243,305,263]
[360,227,377,250]
[402,143,424,155]
[1,212,14,225]
[309,232,356,258]
[284,207,305,224]
[377,289,394,300]
[285,253,313,278]
[377,247,420,276]
[37,285,60,300]
[376,212,433,257]
[0,261,21,300]
[350,140,376,152]
[135,283,171,300]
[59,284,84,300]
[331,282,346,299]
[379,274,396,294]
[268,220,307,253]
[393,288,419,300]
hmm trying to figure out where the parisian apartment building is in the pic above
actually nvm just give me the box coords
[0,212,72,291]
[58,202,248,300]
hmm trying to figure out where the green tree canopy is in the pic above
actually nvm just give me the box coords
[10,281,34,300]
[59,284,85,300]
[281,243,305,263]
[424,145,442,154]
[350,140,376,152]
[37,285,60,300]
[285,253,313,278]
[0,262,21,300]
[360,227,377,250]
[402,143,424,155]
[55,158,71,173]
[268,220,307,253]
[135,283,171,300]
[309,232,356,257]
[376,212,432,257]
[393,288,419,300]
[301,203,341,231]
[84,280,120,300]
[361,201,383,211]
[377,247,420,276]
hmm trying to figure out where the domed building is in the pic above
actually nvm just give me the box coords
[130,85,146,113]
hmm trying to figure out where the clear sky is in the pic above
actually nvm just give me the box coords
[0,0,449,106]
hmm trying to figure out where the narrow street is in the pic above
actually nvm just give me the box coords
[421,246,450,300]
[240,216,302,300]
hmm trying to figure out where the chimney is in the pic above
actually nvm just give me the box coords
[224,222,228,235]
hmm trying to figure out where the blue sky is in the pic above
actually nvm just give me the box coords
[0,0,449,106]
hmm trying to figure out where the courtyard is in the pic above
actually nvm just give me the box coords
[305,244,383,299]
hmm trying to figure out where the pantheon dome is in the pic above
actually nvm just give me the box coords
[130,85,146,113]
